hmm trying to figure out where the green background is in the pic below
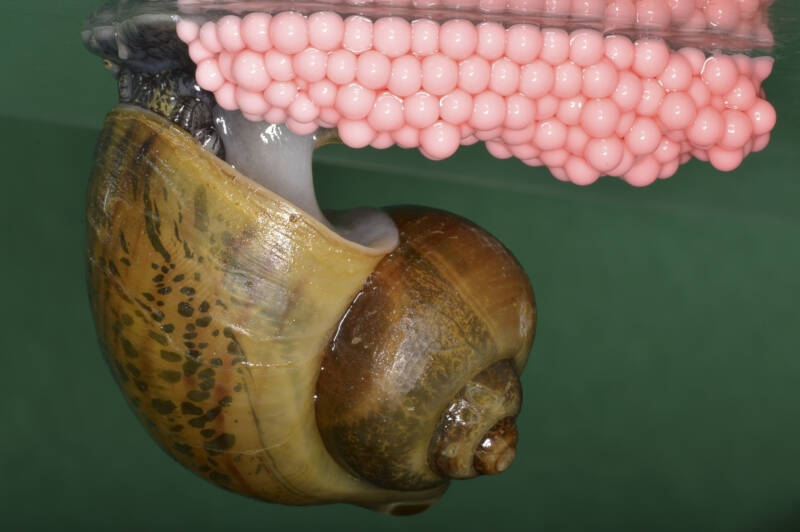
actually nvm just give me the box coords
[2,1,799,530]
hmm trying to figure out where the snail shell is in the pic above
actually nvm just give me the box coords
[87,106,536,513]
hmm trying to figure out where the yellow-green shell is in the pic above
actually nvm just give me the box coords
[86,106,445,510]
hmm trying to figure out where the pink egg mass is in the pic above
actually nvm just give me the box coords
[177,0,777,186]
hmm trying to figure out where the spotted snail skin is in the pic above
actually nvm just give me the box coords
[87,106,535,514]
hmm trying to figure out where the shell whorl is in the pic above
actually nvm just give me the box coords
[315,209,535,491]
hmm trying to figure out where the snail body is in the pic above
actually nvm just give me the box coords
[87,106,535,513]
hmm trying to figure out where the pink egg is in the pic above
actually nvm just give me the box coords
[752,132,771,153]
[288,94,319,123]
[326,50,357,84]
[658,53,693,91]
[569,29,604,67]
[458,56,491,94]
[540,148,569,168]
[688,77,711,107]
[439,19,478,61]
[752,56,775,85]
[270,12,308,55]
[549,167,569,182]
[635,0,672,29]
[719,109,753,150]
[658,91,697,130]
[308,12,344,51]
[368,92,405,131]
[723,76,757,110]
[470,91,506,130]
[506,24,543,64]
[217,15,245,52]
[263,107,287,124]
[566,127,590,156]
[625,116,661,155]
[536,95,560,120]
[199,21,222,53]
[308,80,337,107]
[534,119,568,150]
[486,140,513,159]
[318,107,340,126]
[343,16,373,54]
[357,50,392,90]
[370,132,394,150]
[678,47,706,74]
[708,145,744,171]
[565,156,601,185]
[196,58,226,92]
[474,127,503,142]
[519,60,554,99]
[393,125,420,148]
[505,94,536,129]
[502,123,537,145]
[217,55,238,83]
[540,28,570,66]
[701,55,738,95]
[616,110,637,137]
[612,70,644,111]
[668,0,695,25]
[264,50,293,82]
[508,141,538,159]
[624,156,660,187]
[232,50,269,92]
[177,20,199,43]
[557,95,586,126]
[265,81,298,108]
[605,0,636,29]
[687,106,725,147]
[422,54,459,96]
[389,55,422,97]
[604,35,635,70]
[405,91,440,129]
[704,0,740,32]
[553,61,582,99]
[294,48,328,83]
[636,79,665,116]
[633,39,670,79]
[585,136,625,173]
[286,119,320,136]
[420,121,461,160]
[654,138,680,164]
[747,99,777,135]
[373,17,412,58]
[440,89,474,125]
[241,13,272,52]
[411,19,440,56]
[335,82,376,120]
[188,40,212,63]
[658,158,680,180]
[338,119,376,148]
[214,82,238,111]
[608,147,635,176]
[582,60,618,99]
[490,58,520,96]
[581,98,621,138]
[214,53,234,82]
[476,22,506,60]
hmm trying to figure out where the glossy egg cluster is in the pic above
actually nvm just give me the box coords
[177,10,776,185]
[178,0,774,45]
